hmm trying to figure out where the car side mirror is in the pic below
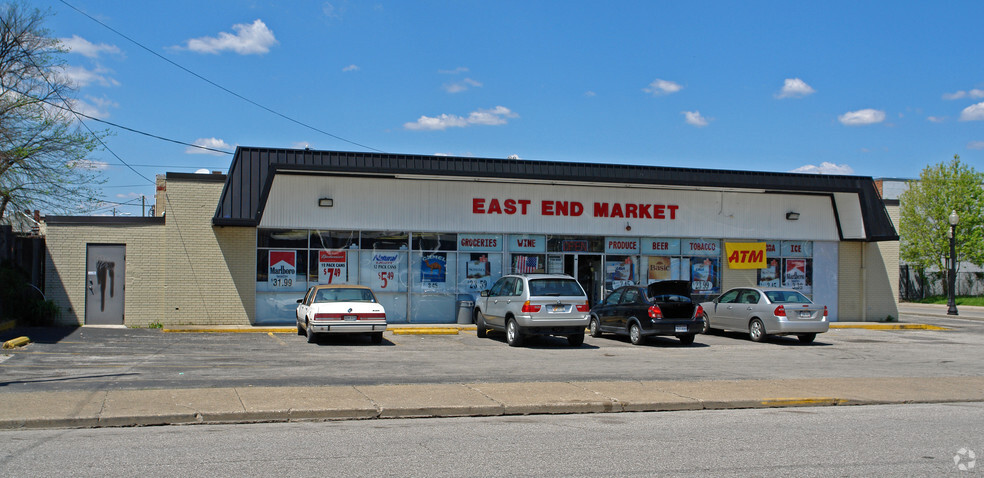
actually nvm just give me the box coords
[480,290,489,297]
[296,299,302,303]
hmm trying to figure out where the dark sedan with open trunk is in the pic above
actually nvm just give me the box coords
[588,280,705,345]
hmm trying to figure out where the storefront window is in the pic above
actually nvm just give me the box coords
[604,255,638,291]
[257,229,308,248]
[759,241,814,295]
[410,251,458,323]
[361,231,408,250]
[412,233,457,251]
[309,230,358,250]
[359,250,408,322]
[682,239,721,295]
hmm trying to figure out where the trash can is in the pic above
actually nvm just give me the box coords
[456,294,475,324]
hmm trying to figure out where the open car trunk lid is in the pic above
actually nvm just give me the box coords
[646,280,696,319]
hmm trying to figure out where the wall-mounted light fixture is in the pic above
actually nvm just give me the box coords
[625,222,632,232]
[318,198,334,207]
[785,212,800,221]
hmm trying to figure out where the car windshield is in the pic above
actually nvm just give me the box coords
[764,290,811,304]
[529,279,585,297]
[314,288,376,303]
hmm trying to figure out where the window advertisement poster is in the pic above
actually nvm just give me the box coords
[318,250,348,284]
[419,252,447,285]
[458,253,501,296]
[783,258,813,294]
[606,256,637,290]
[757,258,782,287]
[646,256,673,283]
[269,250,296,289]
[360,251,407,292]
[547,255,564,274]
[690,257,720,294]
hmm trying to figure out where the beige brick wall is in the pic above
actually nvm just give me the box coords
[44,223,164,326]
[161,179,255,325]
[45,176,257,327]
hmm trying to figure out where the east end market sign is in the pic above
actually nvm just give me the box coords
[472,198,679,220]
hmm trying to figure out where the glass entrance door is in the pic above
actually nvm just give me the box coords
[564,254,603,307]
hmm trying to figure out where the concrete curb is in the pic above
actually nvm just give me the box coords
[829,323,949,330]
[2,376,982,431]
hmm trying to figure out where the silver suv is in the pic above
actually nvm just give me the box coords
[474,274,590,347]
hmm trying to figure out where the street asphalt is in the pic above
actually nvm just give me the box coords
[1,302,983,430]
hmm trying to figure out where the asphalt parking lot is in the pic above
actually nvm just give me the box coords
[3,314,983,393]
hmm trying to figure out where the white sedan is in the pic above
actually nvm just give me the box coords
[296,284,387,344]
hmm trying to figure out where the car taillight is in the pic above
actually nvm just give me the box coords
[314,313,342,319]
[774,305,786,317]
[694,305,704,318]
[358,313,386,320]
[576,301,590,312]
[823,306,828,317]
[648,304,663,319]
[521,301,541,313]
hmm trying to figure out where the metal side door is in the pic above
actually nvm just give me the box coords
[85,244,126,325]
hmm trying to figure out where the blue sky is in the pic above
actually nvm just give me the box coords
[41,0,984,216]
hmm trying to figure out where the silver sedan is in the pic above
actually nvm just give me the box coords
[699,287,828,343]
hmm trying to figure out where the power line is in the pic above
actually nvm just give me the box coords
[59,0,387,154]
[39,98,233,155]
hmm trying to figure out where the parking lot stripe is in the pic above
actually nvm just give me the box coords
[267,332,287,346]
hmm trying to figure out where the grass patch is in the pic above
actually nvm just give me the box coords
[911,296,984,307]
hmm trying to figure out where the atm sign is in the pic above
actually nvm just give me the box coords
[725,242,766,269]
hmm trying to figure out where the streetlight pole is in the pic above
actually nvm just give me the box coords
[947,210,959,316]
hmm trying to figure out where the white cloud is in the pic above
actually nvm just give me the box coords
[59,35,121,58]
[186,137,234,155]
[927,116,945,123]
[181,19,278,55]
[584,91,596,97]
[443,78,482,93]
[968,141,984,150]
[838,108,886,126]
[644,79,682,96]
[682,110,709,127]
[342,64,359,72]
[506,154,520,160]
[943,89,984,100]
[323,2,340,18]
[58,65,120,88]
[776,78,815,99]
[790,162,855,175]
[115,192,142,199]
[68,159,110,171]
[959,102,984,121]
[67,95,117,119]
[404,106,518,131]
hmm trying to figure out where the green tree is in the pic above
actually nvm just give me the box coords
[899,155,984,295]
[0,2,105,221]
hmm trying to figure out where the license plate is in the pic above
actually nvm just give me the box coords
[343,315,358,321]
[675,325,688,333]
[551,305,565,312]
[798,311,811,318]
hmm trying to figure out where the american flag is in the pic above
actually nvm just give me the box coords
[516,255,538,274]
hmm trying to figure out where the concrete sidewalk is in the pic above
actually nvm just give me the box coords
[2,376,983,430]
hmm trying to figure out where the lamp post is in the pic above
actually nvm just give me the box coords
[947,210,959,316]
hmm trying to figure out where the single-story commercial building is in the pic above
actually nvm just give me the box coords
[44,147,899,327]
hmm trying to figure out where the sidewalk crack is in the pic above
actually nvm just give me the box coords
[351,386,382,418]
